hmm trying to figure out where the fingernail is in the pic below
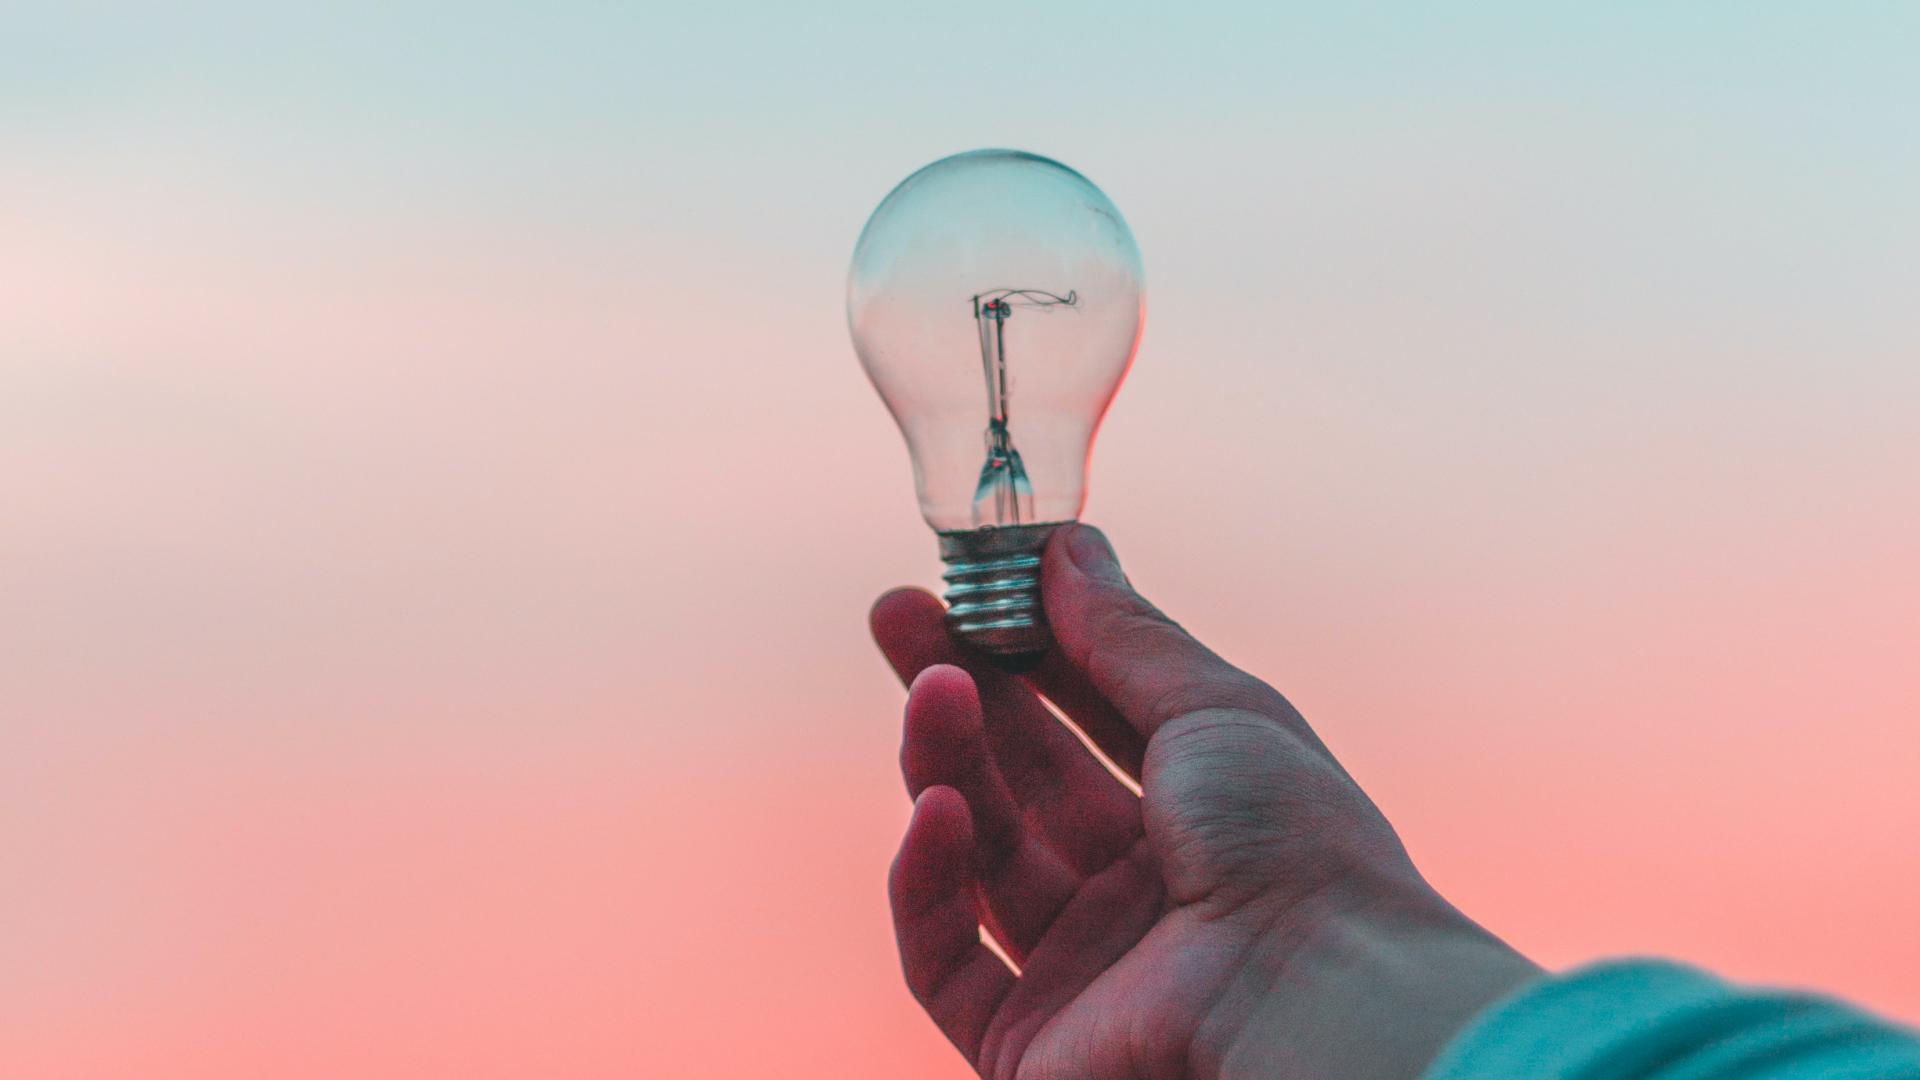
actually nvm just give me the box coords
[1065,524,1128,586]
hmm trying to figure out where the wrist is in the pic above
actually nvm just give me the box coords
[1205,882,1540,1080]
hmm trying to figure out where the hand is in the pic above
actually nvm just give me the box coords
[873,525,1539,1080]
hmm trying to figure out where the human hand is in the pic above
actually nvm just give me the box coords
[873,525,1539,1080]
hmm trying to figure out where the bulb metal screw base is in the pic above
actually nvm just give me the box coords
[938,522,1063,668]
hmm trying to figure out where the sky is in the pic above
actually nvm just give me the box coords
[3,4,1918,1077]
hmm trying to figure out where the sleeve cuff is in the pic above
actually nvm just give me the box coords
[1422,958,1920,1080]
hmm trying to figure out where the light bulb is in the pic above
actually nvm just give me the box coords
[848,149,1145,664]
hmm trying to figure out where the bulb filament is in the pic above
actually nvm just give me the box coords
[969,288,1077,527]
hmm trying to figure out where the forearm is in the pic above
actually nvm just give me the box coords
[1208,884,1541,1080]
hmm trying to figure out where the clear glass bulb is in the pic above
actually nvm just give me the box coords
[848,149,1145,662]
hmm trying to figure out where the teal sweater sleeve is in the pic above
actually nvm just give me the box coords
[1422,959,1920,1080]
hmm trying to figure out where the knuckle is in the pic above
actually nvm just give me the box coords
[1146,714,1386,893]
[1145,669,1285,733]
[1086,586,1173,644]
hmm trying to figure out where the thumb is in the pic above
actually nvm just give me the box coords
[1043,525,1288,739]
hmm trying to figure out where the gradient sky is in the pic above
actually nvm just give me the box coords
[4,5,1918,1077]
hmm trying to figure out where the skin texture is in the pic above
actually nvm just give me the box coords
[874,525,1541,1080]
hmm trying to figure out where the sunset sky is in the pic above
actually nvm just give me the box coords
[4,5,1917,1077]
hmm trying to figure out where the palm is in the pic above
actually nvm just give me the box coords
[1020,729,1364,1080]
[875,531,1379,1080]
[1017,882,1248,1080]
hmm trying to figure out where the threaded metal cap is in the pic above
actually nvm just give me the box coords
[937,522,1062,665]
